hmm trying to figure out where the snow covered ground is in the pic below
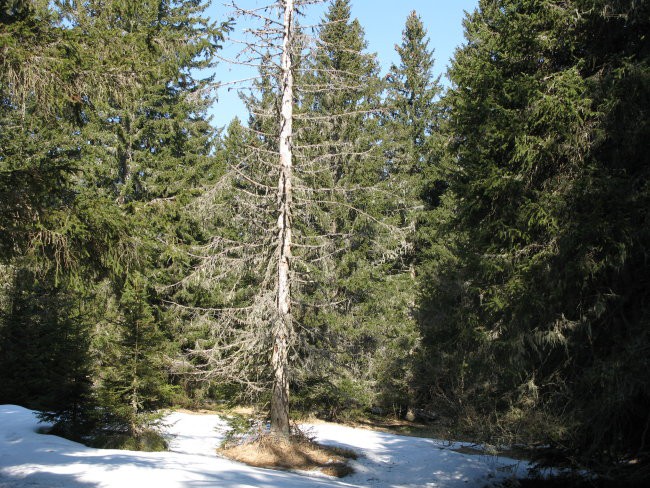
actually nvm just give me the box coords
[0,404,530,487]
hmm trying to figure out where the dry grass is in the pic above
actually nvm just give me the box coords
[338,415,457,441]
[174,406,255,416]
[219,433,357,478]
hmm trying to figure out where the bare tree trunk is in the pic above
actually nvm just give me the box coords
[270,0,294,436]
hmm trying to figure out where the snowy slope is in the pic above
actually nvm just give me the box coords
[0,405,529,487]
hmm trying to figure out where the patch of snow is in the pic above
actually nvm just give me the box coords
[0,405,530,487]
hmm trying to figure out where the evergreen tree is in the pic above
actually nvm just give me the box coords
[381,10,443,411]
[419,0,650,474]
[1,0,126,428]
[57,0,224,439]
[1,0,227,442]
[290,0,411,416]
[385,11,441,178]
[0,268,94,431]
[0,0,107,266]
[562,0,650,470]
[92,272,175,444]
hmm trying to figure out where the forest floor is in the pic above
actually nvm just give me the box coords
[0,404,533,487]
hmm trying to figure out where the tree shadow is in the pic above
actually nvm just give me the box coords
[309,422,529,486]
[0,471,98,487]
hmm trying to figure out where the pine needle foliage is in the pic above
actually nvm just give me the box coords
[1,0,228,444]
[418,0,650,476]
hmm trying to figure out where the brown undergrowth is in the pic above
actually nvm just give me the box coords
[218,423,357,478]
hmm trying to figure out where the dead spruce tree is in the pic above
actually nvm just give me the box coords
[177,0,409,433]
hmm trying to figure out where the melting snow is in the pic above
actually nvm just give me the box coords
[0,405,529,487]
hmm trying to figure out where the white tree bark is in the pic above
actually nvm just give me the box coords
[270,0,294,435]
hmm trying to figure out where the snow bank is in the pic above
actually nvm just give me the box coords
[0,405,529,487]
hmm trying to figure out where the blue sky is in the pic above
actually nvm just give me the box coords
[206,0,479,128]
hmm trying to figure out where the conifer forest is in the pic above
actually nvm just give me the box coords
[1,0,648,484]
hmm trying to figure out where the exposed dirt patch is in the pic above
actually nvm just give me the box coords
[339,415,458,442]
[452,445,487,456]
[175,406,255,416]
[219,433,357,478]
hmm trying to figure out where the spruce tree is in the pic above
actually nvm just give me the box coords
[1,0,126,427]
[0,268,94,430]
[419,0,650,473]
[68,0,223,439]
[1,0,227,441]
[92,272,175,443]
[291,0,418,416]
[385,11,441,179]
[381,11,443,411]
[0,0,227,440]
[0,0,105,265]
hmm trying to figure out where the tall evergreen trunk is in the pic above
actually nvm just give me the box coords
[270,0,294,436]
